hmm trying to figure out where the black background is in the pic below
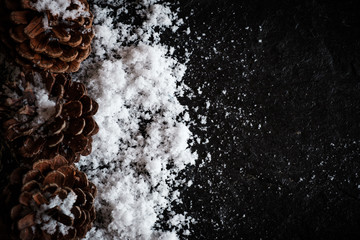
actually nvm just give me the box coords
[164,0,360,239]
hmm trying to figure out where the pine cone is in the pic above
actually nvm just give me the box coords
[2,155,97,240]
[0,71,99,163]
[0,0,94,73]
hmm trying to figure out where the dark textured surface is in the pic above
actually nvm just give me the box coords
[165,0,360,239]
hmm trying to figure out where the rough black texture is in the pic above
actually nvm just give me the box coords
[164,0,360,239]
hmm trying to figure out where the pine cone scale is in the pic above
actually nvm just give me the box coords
[20,0,34,10]
[24,15,44,39]
[43,170,65,186]
[19,137,45,158]
[30,33,49,52]
[58,213,74,226]
[9,25,27,43]
[50,118,67,135]
[17,213,35,230]
[33,159,52,174]
[68,60,81,73]
[21,180,39,192]
[68,134,89,153]
[47,133,64,148]
[32,192,48,205]
[62,101,82,118]
[22,169,40,184]
[88,99,98,116]
[77,46,91,62]
[20,227,34,240]
[10,10,31,24]
[60,47,78,62]
[45,41,63,58]
[65,33,82,47]
[82,117,96,136]
[80,95,92,114]
[17,42,35,60]
[51,155,68,169]
[51,82,65,98]
[81,138,92,156]
[50,60,69,73]
[10,204,23,220]
[68,118,86,135]
[52,26,71,42]
[57,166,76,188]
[19,191,32,206]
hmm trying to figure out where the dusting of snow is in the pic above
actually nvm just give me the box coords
[33,88,56,126]
[32,0,89,20]
[32,73,56,127]
[42,14,50,30]
[36,191,77,235]
[74,1,197,239]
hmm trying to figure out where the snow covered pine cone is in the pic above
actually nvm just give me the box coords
[0,71,99,163]
[0,0,94,73]
[2,155,97,239]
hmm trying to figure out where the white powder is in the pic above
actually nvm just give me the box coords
[36,191,77,235]
[74,1,197,239]
[32,73,57,127]
[32,0,89,20]
[33,88,56,126]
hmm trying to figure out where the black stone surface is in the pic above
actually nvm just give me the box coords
[164,0,360,239]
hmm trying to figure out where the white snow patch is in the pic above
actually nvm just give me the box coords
[74,1,197,239]
[32,0,89,20]
[36,191,77,236]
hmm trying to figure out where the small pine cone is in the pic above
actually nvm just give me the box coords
[2,155,97,240]
[0,71,99,163]
[0,0,94,73]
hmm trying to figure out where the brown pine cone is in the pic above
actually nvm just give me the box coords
[2,155,97,240]
[0,0,94,73]
[0,71,99,163]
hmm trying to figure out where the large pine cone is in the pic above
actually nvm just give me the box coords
[0,0,94,73]
[0,71,99,163]
[2,155,97,240]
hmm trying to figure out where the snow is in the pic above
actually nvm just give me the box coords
[36,191,77,235]
[32,72,57,127]
[32,0,90,20]
[74,1,197,239]
[33,88,56,126]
